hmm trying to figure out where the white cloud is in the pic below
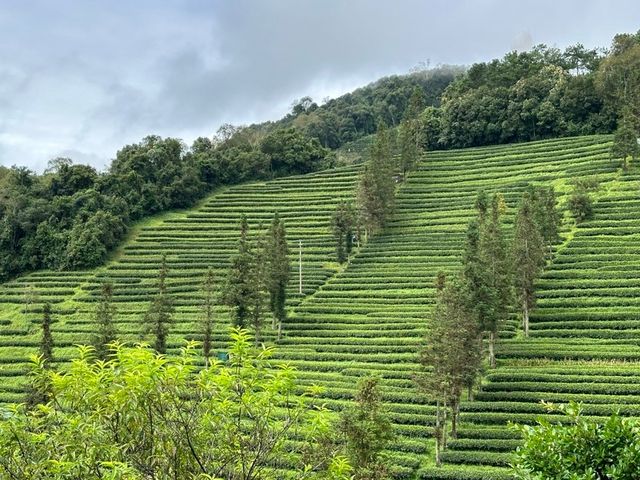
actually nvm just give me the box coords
[0,0,639,171]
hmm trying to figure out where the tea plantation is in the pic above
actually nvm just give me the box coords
[2,134,639,479]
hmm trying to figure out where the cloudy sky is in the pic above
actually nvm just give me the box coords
[1,1,639,171]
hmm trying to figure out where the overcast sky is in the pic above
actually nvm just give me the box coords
[1,1,639,171]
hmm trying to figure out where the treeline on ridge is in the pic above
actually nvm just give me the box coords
[1,30,637,281]
[0,69,452,281]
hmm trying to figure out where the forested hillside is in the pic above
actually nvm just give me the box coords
[3,30,638,283]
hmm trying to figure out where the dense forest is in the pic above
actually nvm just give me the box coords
[1,31,638,281]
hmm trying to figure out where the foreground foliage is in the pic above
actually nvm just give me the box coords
[513,401,640,480]
[0,329,351,480]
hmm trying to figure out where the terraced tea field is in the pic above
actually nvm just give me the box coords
[0,165,361,402]
[2,134,639,479]
[436,165,640,479]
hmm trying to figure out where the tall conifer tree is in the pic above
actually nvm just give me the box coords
[463,191,512,368]
[143,253,173,354]
[398,86,425,179]
[331,202,356,263]
[418,274,481,465]
[223,215,255,328]
[357,123,395,240]
[480,193,512,368]
[513,191,545,337]
[27,302,54,407]
[40,302,53,365]
[201,268,215,365]
[250,226,269,345]
[399,120,419,180]
[92,282,117,361]
[339,377,393,479]
[528,185,560,256]
[266,214,290,340]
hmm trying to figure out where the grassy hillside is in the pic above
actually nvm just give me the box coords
[2,134,639,479]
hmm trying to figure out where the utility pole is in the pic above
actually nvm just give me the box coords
[298,240,302,295]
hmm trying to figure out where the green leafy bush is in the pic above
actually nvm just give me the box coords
[0,329,352,480]
[513,401,640,479]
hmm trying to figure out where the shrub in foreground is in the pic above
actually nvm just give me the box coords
[513,401,640,479]
[0,329,351,480]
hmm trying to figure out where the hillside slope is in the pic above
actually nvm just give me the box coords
[0,165,360,402]
[274,134,629,479]
[2,134,638,479]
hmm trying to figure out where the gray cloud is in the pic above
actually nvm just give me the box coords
[1,0,639,171]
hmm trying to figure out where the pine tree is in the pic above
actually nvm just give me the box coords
[611,107,640,169]
[513,192,545,337]
[143,254,174,354]
[201,268,215,365]
[331,201,356,263]
[398,87,425,180]
[528,185,560,255]
[464,192,512,369]
[265,214,290,340]
[339,376,393,479]
[250,227,269,345]
[222,215,255,328]
[357,123,395,240]
[479,194,512,368]
[92,282,118,361]
[418,274,481,465]
[40,302,53,364]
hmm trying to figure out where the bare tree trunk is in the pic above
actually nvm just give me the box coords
[277,321,282,341]
[435,400,442,467]
[522,295,529,338]
[489,331,496,369]
[450,400,458,439]
[442,399,448,450]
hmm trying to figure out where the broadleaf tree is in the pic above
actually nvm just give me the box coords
[513,401,640,479]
